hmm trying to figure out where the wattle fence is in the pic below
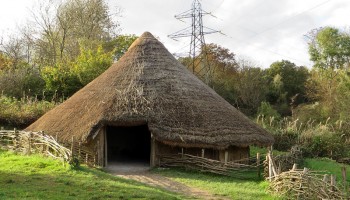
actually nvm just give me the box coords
[0,129,96,166]
[159,153,264,179]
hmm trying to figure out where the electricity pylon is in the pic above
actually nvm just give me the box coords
[169,0,219,85]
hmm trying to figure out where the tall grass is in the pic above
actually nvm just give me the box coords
[256,115,350,159]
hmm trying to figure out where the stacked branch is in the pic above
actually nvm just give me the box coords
[269,168,346,199]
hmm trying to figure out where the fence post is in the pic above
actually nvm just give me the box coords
[181,148,184,158]
[13,128,18,152]
[257,152,261,178]
[41,131,46,154]
[78,142,81,161]
[224,151,228,165]
[331,174,336,191]
[27,132,32,155]
[292,163,297,171]
[342,166,347,194]
[71,136,74,158]
[268,147,273,180]
[323,174,329,191]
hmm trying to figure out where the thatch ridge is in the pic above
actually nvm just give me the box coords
[26,31,274,149]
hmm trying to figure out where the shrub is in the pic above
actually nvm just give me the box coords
[257,101,281,120]
[0,95,57,128]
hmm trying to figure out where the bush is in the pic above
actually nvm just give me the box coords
[0,68,45,99]
[257,116,350,159]
[300,124,346,159]
[257,101,281,120]
[0,95,57,128]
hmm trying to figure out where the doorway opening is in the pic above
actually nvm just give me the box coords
[106,125,151,166]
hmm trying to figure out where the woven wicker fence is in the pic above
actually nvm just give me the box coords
[0,129,96,166]
[159,153,264,179]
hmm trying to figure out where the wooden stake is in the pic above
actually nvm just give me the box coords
[331,174,336,191]
[201,149,205,158]
[257,152,261,178]
[71,137,74,157]
[27,132,32,155]
[303,167,308,174]
[292,163,297,171]
[341,166,347,193]
[224,151,228,164]
[97,140,100,166]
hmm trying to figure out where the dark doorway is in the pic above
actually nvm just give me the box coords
[106,125,151,164]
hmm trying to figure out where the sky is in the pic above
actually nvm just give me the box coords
[1,0,349,68]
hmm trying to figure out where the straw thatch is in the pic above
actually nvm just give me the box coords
[26,32,273,149]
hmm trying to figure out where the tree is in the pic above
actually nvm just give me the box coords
[103,34,138,60]
[31,0,120,66]
[41,44,114,98]
[235,65,268,115]
[308,27,350,70]
[265,60,309,116]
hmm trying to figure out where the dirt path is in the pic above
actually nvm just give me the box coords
[105,163,230,200]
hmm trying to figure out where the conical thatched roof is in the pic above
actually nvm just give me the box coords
[26,32,273,149]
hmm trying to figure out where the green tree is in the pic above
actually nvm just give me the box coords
[235,66,268,115]
[103,35,138,60]
[32,0,120,66]
[308,27,350,70]
[41,45,114,98]
[265,60,309,116]
[72,45,114,85]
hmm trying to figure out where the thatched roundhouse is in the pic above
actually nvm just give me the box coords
[26,32,273,167]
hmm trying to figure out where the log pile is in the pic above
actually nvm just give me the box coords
[159,153,261,178]
[269,167,347,199]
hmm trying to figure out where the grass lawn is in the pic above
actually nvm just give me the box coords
[153,168,280,200]
[303,157,350,184]
[0,149,185,200]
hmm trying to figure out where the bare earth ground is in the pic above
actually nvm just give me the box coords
[105,162,230,200]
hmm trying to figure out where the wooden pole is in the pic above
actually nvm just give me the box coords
[97,140,100,166]
[257,152,261,178]
[71,137,74,158]
[27,132,32,155]
[331,174,336,191]
[41,132,46,153]
[268,153,273,180]
[303,167,308,174]
[341,166,347,193]
[224,151,228,165]
[78,142,81,160]
[323,174,329,191]
[278,161,282,174]
[85,153,88,165]
[292,163,298,171]
[104,130,108,167]
[201,149,205,158]
[14,128,18,152]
